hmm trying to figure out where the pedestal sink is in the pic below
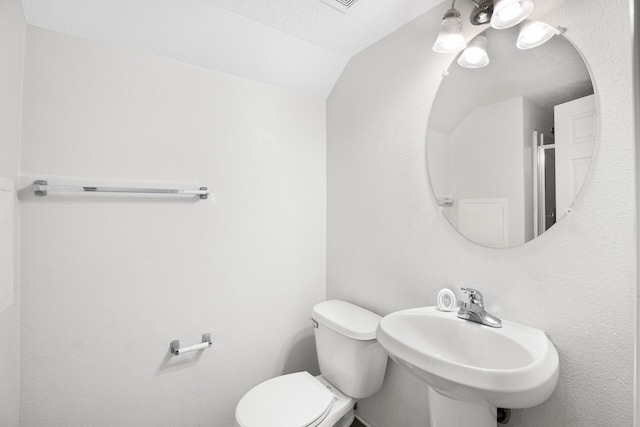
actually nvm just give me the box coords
[375,307,559,427]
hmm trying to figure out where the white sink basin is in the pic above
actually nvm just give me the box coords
[376,306,559,409]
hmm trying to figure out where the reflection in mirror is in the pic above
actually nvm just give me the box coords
[427,24,595,248]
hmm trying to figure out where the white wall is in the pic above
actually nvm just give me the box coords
[0,0,24,425]
[20,27,326,426]
[327,1,636,427]
[449,97,525,246]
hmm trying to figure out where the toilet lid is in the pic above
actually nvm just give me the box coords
[236,372,335,427]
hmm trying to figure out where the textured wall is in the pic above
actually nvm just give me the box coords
[635,0,640,422]
[20,27,326,426]
[0,0,24,425]
[327,0,636,426]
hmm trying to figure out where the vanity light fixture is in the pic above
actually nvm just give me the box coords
[516,19,561,49]
[491,0,534,29]
[432,0,467,53]
[457,34,489,68]
[434,0,558,68]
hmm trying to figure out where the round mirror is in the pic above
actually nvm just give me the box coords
[427,24,596,248]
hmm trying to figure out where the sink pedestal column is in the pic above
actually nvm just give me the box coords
[427,387,496,427]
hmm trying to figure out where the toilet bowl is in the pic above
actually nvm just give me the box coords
[234,300,388,427]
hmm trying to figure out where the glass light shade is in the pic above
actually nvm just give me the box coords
[433,10,467,53]
[457,35,489,68]
[491,0,534,29]
[517,20,557,49]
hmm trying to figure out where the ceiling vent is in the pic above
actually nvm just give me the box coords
[320,0,360,13]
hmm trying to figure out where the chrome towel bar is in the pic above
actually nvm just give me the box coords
[33,180,209,199]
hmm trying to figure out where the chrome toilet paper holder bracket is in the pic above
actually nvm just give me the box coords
[170,333,212,356]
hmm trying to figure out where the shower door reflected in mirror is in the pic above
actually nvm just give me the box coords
[534,131,556,236]
[427,24,596,248]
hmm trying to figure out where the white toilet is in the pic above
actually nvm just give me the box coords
[235,300,388,427]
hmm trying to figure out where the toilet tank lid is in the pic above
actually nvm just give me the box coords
[312,300,381,340]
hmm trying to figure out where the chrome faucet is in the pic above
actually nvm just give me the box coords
[456,287,502,328]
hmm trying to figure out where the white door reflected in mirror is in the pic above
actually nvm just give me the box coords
[427,24,595,248]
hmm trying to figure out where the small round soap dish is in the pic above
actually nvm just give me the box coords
[437,288,457,312]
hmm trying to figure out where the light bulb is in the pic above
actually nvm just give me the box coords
[457,35,489,68]
[464,49,484,64]
[497,2,522,22]
[491,0,533,29]
[517,20,557,49]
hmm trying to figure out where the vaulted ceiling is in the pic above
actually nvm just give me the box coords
[21,0,443,98]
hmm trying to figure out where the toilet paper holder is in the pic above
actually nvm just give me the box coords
[170,333,212,356]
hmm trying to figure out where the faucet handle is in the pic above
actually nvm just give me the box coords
[460,287,484,304]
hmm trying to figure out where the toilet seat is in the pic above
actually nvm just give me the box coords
[235,372,335,427]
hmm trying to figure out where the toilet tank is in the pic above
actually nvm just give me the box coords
[311,300,388,399]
